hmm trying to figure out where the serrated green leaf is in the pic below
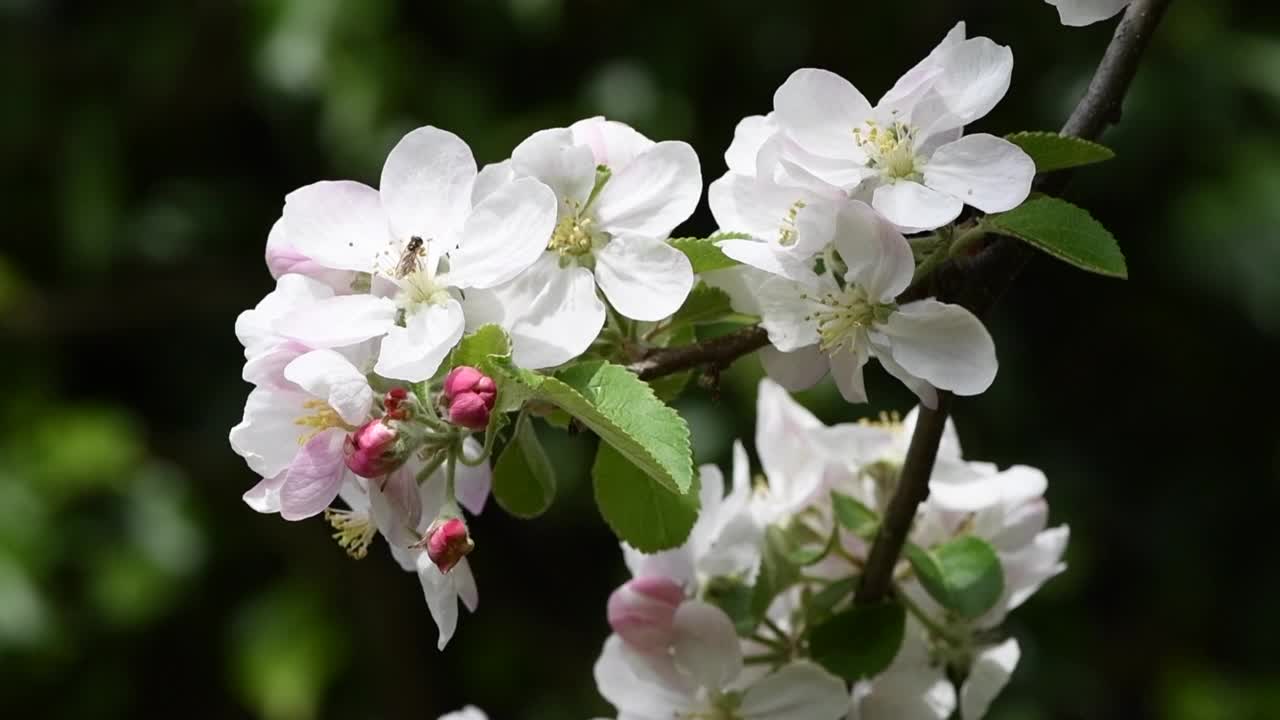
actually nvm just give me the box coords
[592,443,699,552]
[487,360,694,494]
[449,324,511,369]
[985,196,1127,278]
[491,417,556,518]
[1006,131,1115,173]
[669,236,741,273]
[832,492,879,539]
[809,600,906,681]
[672,284,735,327]
[905,537,1004,619]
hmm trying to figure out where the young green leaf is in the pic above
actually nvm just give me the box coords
[449,324,511,369]
[491,417,556,519]
[669,236,741,273]
[1006,131,1115,173]
[808,600,906,681]
[831,492,879,539]
[805,576,857,627]
[984,196,1127,278]
[670,284,752,328]
[904,537,1005,619]
[703,576,758,636]
[591,443,699,552]
[486,360,694,494]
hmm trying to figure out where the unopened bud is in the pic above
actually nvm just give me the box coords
[442,366,497,431]
[424,517,474,573]
[343,418,404,478]
[606,576,685,653]
[384,387,411,420]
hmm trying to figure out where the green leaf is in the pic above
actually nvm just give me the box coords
[491,417,556,518]
[1006,131,1115,173]
[669,236,740,273]
[905,537,1005,619]
[985,196,1127,278]
[449,324,511,369]
[805,576,857,627]
[487,360,694,494]
[751,525,803,617]
[809,600,906,681]
[592,443,699,552]
[831,492,879,539]
[703,576,758,636]
[671,285,736,327]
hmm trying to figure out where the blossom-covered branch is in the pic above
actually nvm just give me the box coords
[856,0,1173,605]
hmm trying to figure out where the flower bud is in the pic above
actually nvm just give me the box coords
[442,366,497,431]
[425,518,474,573]
[606,576,685,653]
[384,387,411,420]
[343,418,404,479]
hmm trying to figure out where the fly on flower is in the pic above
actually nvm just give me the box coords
[395,235,427,278]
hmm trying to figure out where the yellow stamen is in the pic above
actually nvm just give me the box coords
[324,508,376,559]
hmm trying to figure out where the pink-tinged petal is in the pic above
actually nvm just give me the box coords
[671,600,743,691]
[445,177,558,289]
[229,386,312,478]
[379,126,477,244]
[279,428,347,521]
[871,181,964,232]
[772,68,872,162]
[282,180,386,273]
[739,661,849,720]
[235,274,335,358]
[275,294,397,349]
[242,341,308,390]
[595,236,694,321]
[594,141,702,239]
[608,576,685,653]
[834,200,916,302]
[960,639,1020,720]
[569,116,655,170]
[283,349,373,425]
[759,344,829,392]
[883,300,997,396]
[924,134,1035,213]
[511,128,596,208]
[374,298,465,382]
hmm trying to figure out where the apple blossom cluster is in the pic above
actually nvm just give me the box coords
[597,380,1068,719]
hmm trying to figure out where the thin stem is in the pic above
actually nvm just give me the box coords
[893,583,959,645]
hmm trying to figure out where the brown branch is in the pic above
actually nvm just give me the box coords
[854,0,1174,606]
[629,326,769,380]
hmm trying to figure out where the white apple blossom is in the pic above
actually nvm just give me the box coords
[461,117,700,369]
[273,126,558,381]
[1045,0,1132,26]
[771,24,1035,231]
[437,707,487,720]
[712,200,997,407]
[595,600,849,720]
[229,348,374,520]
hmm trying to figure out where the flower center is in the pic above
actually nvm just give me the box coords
[295,399,352,442]
[777,199,807,247]
[548,209,599,256]
[853,120,921,181]
[399,269,452,309]
[324,507,376,559]
[810,285,896,354]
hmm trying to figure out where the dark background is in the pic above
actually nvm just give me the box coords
[2,1,1278,718]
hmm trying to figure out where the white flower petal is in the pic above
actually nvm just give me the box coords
[486,254,606,369]
[445,177,558,289]
[883,300,997,396]
[759,344,829,392]
[236,273,336,358]
[671,600,743,691]
[278,428,347,521]
[511,128,596,208]
[229,387,310,478]
[924,135,1035,213]
[718,239,821,285]
[472,160,515,206]
[242,473,285,514]
[282,349,373,425]
[739,661,849,720]
[755,276,822,352]
[594,141,702,239]
[851,667,956,720]
[874,344,940,409]
[417,553,462,650]
[594,635,695,718]
[828,341,871,404]
[242,342,306,390]
[834,200,916,302]
[1001,525,1069,612]
[879,22,967,112]
[960,639,1020,720]
[701,266,769,316]
[455,437,492,515]
[275,294,397,349]
[379,126,477,244]
[871,181,964,232]
[453,558,479,612]
[755,378,827,516]
[725,114,778,176]
[932,37,1015,129]
[1046,0,1131,27]
[282,181,387,273]
[569,116,655,170]
[374,298,465,382]
[773,68,872,161]
[708,173,837,258]
[595,236,694,321]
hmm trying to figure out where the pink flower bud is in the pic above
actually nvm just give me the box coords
[442,366,497,431]
[384,387,411,420]
[343,418,404,478]
[425,518,474,573]
[606,576,685,653]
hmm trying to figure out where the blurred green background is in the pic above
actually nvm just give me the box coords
[2,0,1279,718]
